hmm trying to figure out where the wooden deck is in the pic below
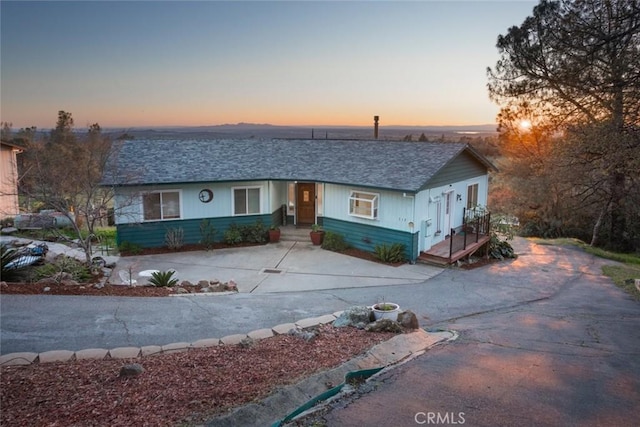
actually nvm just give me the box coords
[418,232,491,265]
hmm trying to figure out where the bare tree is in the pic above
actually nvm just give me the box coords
[19,112,123,264]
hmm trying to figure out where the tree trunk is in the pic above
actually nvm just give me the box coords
[590,199,610,247]
[608,171,628,251]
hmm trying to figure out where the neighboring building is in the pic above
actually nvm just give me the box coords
[102,139,496,262]
[0,141,23,220]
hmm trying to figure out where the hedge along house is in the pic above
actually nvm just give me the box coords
[101,139,496,263]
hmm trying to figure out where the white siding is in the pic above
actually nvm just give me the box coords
[415,175,490,252]
[324,183,415,233]
[268,181,288,213]
[114,181,271,224]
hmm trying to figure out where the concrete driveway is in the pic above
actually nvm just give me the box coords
[111,241,442,293]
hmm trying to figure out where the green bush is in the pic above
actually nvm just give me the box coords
[148,270,179,287]
[374,243,407,263]
[199,219,217,250]
[94,227,117,241]
[223,221,268,245]
[223,224,243,245]
[488,234,516,260]
[34,256,92,282]
[119,241,143,255]
[321,231,350,252]
[241,221,267,244]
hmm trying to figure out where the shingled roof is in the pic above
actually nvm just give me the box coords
[102,139,493,193]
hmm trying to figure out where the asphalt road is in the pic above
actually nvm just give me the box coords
[296,243,640,427]
[2,238,639,426]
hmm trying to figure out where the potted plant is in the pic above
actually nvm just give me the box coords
[309,224,324,246]
[268,225,281,243]
[371,301,401,321]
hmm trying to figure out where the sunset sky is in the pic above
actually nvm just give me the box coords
[1,1,536,130]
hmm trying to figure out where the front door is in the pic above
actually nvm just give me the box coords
[444,191,453,237]
[296,183,315,225]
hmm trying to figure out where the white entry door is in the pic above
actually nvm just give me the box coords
[444,191,454,237]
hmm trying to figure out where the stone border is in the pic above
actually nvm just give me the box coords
[0,311,346,366]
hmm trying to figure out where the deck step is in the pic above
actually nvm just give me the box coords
[279,226,311,242]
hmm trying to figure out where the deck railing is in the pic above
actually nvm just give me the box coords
[448,207,491,261]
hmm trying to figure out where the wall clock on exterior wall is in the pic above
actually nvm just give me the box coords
[199,189,213,203]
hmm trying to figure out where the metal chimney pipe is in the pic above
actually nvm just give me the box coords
[374,115,379,139]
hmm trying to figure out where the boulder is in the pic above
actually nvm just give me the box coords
[333,306,372,329]
[397,310,420,330]
[197,280,209,287]
[365,318,403,333]
[174,287,189,294]
[180,280,193,287]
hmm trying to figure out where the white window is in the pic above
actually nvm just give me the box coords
[143,190,181,221]
[349,190,379,220]
[233,187,261,215]
[467,183,479,210]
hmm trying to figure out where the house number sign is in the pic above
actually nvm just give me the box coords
[198,189,214,203]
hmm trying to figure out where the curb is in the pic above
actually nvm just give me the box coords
[0,311,345,366]
[205,329,456,427]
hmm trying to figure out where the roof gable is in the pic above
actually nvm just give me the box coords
[103,139,492,192]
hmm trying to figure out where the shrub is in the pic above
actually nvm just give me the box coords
[34,256,92,282]
[321,231,350,252]
[374,243,407,263]
[148,270,179,287]
[488,234,516,260]
[223,224,243,245]
[240,221,267,244]
[165,227,184,250]
[199,219,217,250]
[223,221,267,245]
[119,241,143,255]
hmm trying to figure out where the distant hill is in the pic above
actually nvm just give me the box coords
[105,123,498,141]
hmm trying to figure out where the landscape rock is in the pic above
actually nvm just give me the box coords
[333,306,373,329]
[43,287,51,292]
[119,363,145,377]
[288,327,318,342]
[174,287,189,294]
[365,318,403,333]
[397,310,420,330]
[210,279,221,285]
[197,280,209,287]
[180,280,193,287]
[239,337,255,348]
[1,227,18,234]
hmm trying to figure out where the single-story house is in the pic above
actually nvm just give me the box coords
[102,139,496,262]
[0,140,23,220]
